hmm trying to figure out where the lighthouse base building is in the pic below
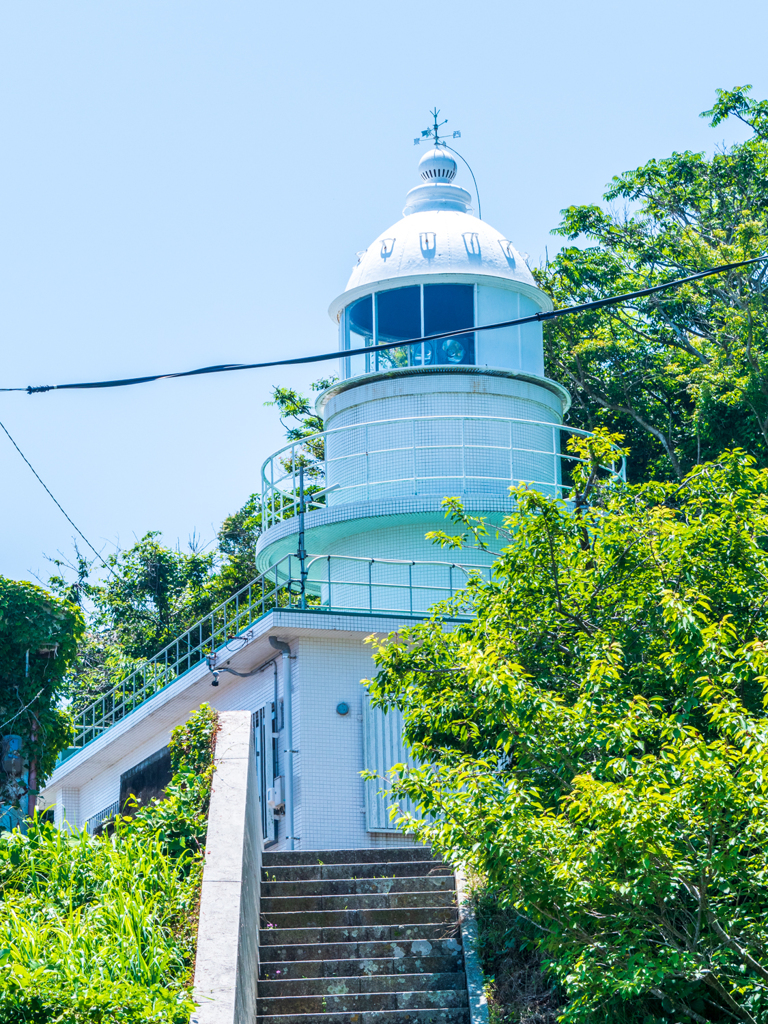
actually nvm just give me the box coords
[41,144,602,851]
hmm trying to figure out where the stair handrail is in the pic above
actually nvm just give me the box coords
[61,552,490,761]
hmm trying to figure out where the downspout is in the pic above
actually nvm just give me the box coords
[269,637,295,850]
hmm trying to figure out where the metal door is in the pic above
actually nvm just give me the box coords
[362,696,421,831]
[254,702,277,844]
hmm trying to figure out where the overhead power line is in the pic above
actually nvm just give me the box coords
[1,254,766,397]
[0,417,112,574]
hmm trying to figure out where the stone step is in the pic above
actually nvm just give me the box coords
[256,1008,469,1024]
[260,923,460,946]
[263,907,457,930]
[262,848,431,867]
[261,891,457,914]
[260,937,463,963]
[262,861,451,882]
[262,874,456,899]
[257,988,468,1015]
[259,955,464,981]
[259,972,467,998]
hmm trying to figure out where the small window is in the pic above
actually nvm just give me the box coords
[347,294,373,344]
[344,295,373,377]
[375,286,421,370]
[424,284,475,365]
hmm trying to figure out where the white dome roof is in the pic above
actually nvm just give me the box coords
[343,208,536,293]
[328,145,550,322]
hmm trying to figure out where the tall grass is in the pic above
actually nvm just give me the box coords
[0,704,217,1023]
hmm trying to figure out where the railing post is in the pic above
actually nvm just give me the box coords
[368,559,373,613]
[553,425,558,499]
[298,466,307,610]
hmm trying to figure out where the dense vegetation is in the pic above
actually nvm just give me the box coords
[0,703,216,1023]
[0,578,84,816]
[538,85,768,483]
[368,443,768,1023]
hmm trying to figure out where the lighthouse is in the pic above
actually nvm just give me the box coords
[42,134,605,854]
[256,143,569,607]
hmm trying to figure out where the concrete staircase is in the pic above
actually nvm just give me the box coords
[257,847,470,1024]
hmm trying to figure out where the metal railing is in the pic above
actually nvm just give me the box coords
[86,800,120,835]
[261,415,627,531]
[59,553,488,763]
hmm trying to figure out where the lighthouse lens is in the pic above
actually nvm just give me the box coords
[442,338,466,363]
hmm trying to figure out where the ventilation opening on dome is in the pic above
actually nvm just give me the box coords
[421,168,457,181]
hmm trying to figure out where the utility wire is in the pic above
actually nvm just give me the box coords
[443,144,482,220]
[0,688,44,734]
[0,417,113,574]
[1,254,766,396]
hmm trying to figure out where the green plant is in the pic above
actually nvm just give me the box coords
[537,86,768,483]
[366,451,768,1023]
[0,704,218,1022]
[0,577,84,816]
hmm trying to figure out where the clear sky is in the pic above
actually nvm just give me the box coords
[0,0,764,585]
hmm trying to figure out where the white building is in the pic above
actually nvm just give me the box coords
[42,145,597,851]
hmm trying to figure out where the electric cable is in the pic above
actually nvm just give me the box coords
[443,144,482,220]
[0,417,113,574]
[1,254,766,396]
[0,688,44,734]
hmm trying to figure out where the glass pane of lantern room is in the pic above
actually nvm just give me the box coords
[375,287,421,370]
[424,284,475,365]
[345,295,373,376]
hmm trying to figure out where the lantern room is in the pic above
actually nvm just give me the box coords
[329,146,553,380]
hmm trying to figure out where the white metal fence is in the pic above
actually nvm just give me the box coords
[261,416,626,530]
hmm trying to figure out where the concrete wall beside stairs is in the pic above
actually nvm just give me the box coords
[192,711,263,1024]
[191,710,488,1024]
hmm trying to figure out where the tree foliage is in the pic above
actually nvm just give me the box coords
[53,377,334,715]
[0,579,83,815]
[538,85,768,482]
[367,450,768,1023]
[50,492,263,714]
[0,703,216,1023]
[265,377,336,478]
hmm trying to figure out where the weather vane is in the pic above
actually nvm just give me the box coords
[414,107,461,146]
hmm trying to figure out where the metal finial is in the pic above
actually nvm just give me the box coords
[414,107,462,146]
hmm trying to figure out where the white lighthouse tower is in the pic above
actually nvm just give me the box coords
[42,136,605,854]
[256,143,569,604]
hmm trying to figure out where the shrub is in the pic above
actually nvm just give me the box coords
[0,704,217,1023]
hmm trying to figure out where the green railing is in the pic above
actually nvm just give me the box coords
[59,553,488,763]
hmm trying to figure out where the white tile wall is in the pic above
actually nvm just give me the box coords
[292,634,416,851]
[45,615,423,852]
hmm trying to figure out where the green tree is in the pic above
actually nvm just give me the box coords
[265,377,337,479]
[0,578,83,816]
[53,376,334,714]
[538,85,768,482]
[366,448,768,1024]
[54,495,264,714]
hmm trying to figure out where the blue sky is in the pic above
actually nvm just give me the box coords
[0,0,764,584]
